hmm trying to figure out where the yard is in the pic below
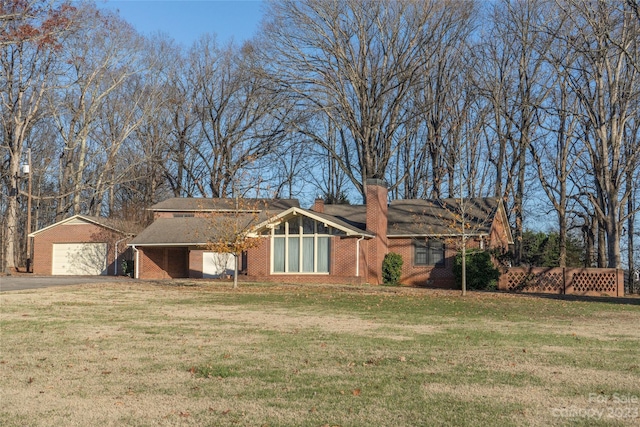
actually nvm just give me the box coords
[1,281,638,426]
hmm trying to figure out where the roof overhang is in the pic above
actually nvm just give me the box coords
[28,214,132,238]
[128,243,204,247]
[249,207,373,237]
[149,208,261,213]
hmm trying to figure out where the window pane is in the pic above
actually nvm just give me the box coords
[273,238,285,272]
[317,237,329,272]
[415,244,428,265]
[317,222,328,234]
[428,240,445,266]
[303,217,315,234]
[273,222,285,235]
[302,237,314,272]
[288,237,300,272]
[287,218,300,235]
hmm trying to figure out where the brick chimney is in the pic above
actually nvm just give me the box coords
[365,179,388,285]
[313,197,324,213]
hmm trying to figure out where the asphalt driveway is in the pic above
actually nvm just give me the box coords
[0,275,137,292]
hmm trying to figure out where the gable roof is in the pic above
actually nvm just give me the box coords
[321,197,511,240]
[129,217,212,246]
[149,198,299,212]
[29,214,139,237]
[250,207,374,237]
[129,197,512,247]
[129,211,272,246]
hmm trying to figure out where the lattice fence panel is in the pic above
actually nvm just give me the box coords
[502,269,564,293]
[570,271,618,295]
[500,267,623,296]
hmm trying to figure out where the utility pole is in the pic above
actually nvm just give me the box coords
[460,156,466,297]
[25,148,32,273]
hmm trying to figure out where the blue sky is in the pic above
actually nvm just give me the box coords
[97,0,264,46]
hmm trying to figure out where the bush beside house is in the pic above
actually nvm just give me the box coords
[454,250,501,291]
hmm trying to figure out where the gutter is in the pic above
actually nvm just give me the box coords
[386,233,489,238]
[126,243,206,247]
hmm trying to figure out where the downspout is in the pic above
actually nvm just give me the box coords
[131,245,139,279]
[356,236,365,278]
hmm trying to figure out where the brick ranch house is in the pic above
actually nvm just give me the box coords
[128,179,513,287]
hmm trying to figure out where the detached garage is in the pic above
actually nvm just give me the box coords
[29,215,136,276]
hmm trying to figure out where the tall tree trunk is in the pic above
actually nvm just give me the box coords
[597,219,607,268]
[3,155,21,272]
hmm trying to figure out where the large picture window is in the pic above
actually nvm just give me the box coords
[273,216,330,273]
[415,240,445,267]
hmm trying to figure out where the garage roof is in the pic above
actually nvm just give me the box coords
[28,215,138,237]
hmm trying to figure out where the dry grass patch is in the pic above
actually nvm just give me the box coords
[1,281,638,426]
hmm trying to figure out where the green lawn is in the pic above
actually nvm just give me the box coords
[1,281,638,426]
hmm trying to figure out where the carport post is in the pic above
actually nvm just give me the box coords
[131,245,139,279]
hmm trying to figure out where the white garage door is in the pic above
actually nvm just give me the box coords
[52,243,108,275]
[203,252,235,278]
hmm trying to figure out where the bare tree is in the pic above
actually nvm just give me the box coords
[49,5,148,220]
[188,36,288,198]
[1,0,76,272]
[475,0,554,265]
[262,0,472,200]
[559,0,640,268]
[120,35,186,220]
[294,111,355,202]
[530,15,585,267]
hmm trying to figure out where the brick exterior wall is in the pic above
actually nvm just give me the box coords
[153,211,217,220]
[32,222,131,275]
[365,179,388,285]
[189,250,204,279]
[137,247,189,279]
[489,209,511,251]
[246,238,270,276]
[388,238,454,288]
[244,235,365,284]
[388,237,481,288]
[154,212,172,220]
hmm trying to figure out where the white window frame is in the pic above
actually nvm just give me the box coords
[271,216,331,274]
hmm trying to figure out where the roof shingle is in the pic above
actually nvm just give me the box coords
[320,198,501,236]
